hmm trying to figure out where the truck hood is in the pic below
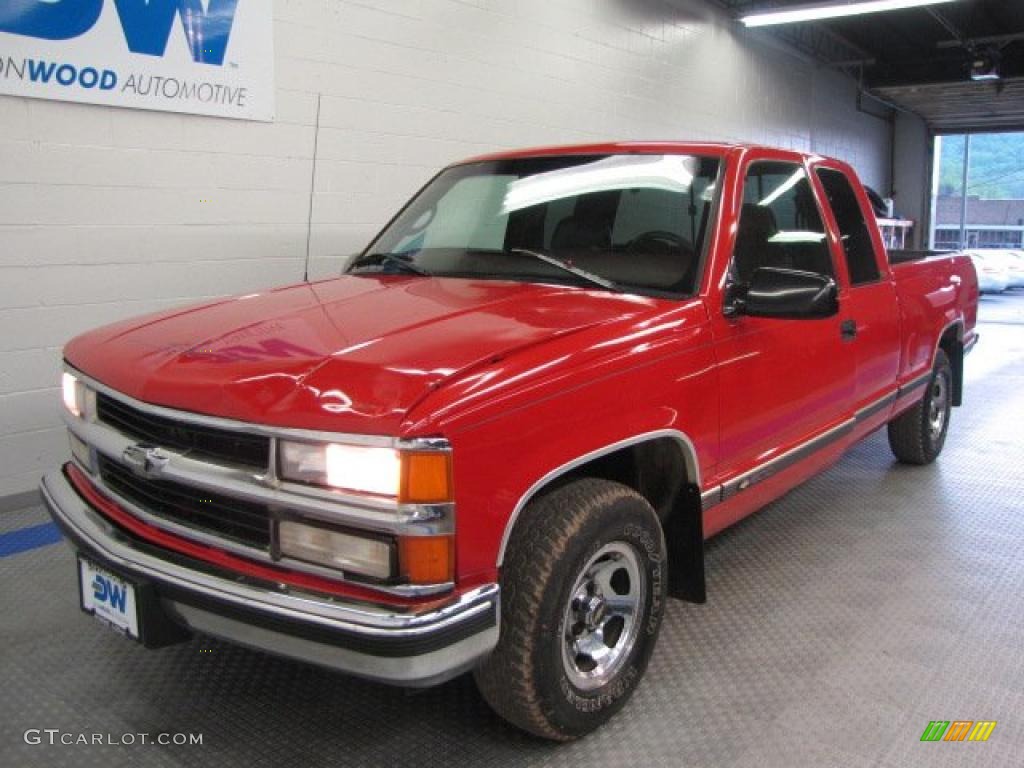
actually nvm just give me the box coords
[65,275,653,434]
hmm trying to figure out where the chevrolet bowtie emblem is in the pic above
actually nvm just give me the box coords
[121,444,170,479]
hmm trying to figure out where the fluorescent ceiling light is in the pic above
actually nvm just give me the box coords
[768,231,828,243]
[759,169,805,207]
[500,155,696,215]
[741,0,957,28]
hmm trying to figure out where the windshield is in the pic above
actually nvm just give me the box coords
[350,153,722,296]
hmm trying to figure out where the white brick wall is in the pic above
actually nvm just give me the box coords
[0,0,891,499]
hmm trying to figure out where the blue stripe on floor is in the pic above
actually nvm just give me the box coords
[0,522,63,557]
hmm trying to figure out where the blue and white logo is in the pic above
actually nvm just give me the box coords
[80,560,139,636]
[92,573,128,614]
[0,0,239,65]
[0,0,273,120]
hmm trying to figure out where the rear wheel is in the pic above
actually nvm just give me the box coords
[887,348,953,465]
[474,478,667,741]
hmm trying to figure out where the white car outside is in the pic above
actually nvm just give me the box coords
[966,251,1011,293]
[995,250,1024,288]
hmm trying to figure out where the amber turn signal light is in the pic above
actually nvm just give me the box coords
[399,451,453,504]
[398,535,454,584]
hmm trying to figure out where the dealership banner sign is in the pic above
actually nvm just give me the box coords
[0,0,274,121]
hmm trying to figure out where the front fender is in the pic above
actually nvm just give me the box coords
[428,307,720,586]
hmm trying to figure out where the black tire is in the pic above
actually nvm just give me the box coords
[887,348,953,465]
[474,478,667,741]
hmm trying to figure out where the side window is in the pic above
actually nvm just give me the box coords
[816,168,881,285]
[732,162,832,284]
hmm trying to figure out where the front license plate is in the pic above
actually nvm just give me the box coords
[79,558,140,639]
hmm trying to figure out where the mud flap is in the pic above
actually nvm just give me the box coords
[665,483,705,603]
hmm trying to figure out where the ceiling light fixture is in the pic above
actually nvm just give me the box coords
[969,50,1000,81]
[740,0,958,28]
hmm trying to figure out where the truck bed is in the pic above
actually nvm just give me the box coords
[889,249,956,265]
[891,250,979,388]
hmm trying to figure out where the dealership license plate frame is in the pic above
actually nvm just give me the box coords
[78,556,141,640]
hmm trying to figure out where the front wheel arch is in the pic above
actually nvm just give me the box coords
[496,431,706,603]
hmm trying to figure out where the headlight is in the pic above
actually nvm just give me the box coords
[278,440,452,503]
[278,520,394,579]
[279,441,400,496]
[278,518,454,585]
[62,372,83,417]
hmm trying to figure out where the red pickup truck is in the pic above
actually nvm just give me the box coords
[43,142,978,741]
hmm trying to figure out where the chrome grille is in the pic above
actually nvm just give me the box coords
[96,392,270,470]
[98,454,271,549]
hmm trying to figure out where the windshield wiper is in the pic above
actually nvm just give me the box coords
[507,248,621,293]
[348,252,431,276]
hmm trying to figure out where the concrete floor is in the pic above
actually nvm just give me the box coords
[2,293,1022,768]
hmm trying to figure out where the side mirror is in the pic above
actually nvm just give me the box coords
[728,267,838,319]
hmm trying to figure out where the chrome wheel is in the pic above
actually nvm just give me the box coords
[561,542,645,691]
[928,372,949,441]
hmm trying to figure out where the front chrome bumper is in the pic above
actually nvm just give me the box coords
[41,469,499,687]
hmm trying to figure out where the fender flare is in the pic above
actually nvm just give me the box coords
[495,428,707,603]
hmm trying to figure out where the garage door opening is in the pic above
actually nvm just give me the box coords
[931,131,1024,251]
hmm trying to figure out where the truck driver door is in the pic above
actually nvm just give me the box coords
[710,158,855,499]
